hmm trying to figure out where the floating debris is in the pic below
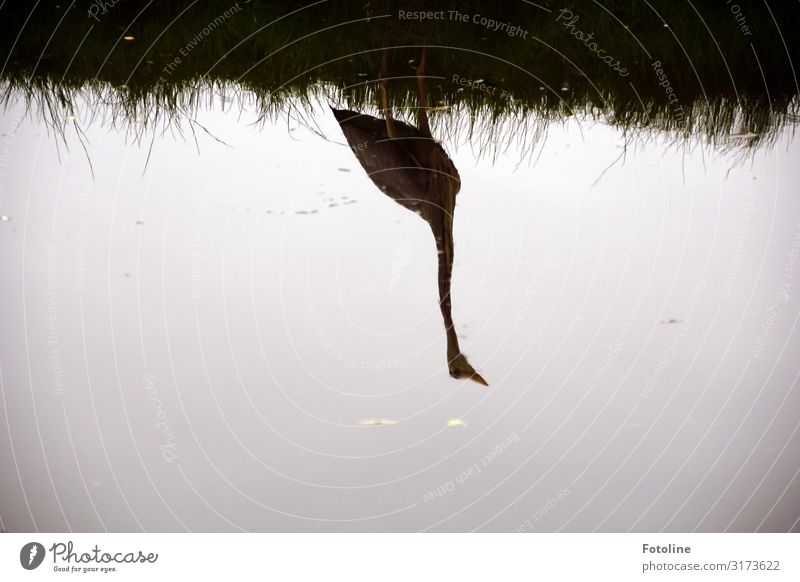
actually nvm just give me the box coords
[337,168,351,172]
[262,197,350,216]
[123,35,135,41]
[446,418,467,428]
[359,418,397,426]
[1,215,10,222]
[661,318,686,324]
[134,220,144,225]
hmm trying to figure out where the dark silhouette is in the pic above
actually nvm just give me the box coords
[332,47,487,385]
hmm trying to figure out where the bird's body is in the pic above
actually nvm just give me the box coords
[330,107,460,217]
[332,106,487,385]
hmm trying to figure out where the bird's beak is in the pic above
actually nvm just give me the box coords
[469,372,489,387]
[448,353,489,386]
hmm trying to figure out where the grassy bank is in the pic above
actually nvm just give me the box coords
[1,0,798,150]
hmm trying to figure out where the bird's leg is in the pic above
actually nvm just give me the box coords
[380,27,398,139]
[380,77,399,139]
[416,46,432,139]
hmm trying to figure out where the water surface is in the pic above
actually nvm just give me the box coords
[1,0,799,533]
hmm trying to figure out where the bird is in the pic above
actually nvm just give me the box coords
[331,47,487,386]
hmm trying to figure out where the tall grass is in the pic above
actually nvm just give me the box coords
[1,0,797,153]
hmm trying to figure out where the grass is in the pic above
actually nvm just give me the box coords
[1,0,798,154]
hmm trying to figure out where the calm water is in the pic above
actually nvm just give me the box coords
[1,92,798,532]
[1,0,800,533]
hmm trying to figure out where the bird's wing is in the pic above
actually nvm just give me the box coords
[332,108,432,209]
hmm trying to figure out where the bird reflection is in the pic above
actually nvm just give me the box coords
[332,47,487,385]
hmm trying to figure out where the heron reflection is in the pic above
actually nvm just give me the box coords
[332,47,487,385]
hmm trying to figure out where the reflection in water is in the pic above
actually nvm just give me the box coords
[333,47,487,385]
[2,2,798,151]
[2,1,800,535]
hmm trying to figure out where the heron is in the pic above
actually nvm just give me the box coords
[331,47,487,386]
